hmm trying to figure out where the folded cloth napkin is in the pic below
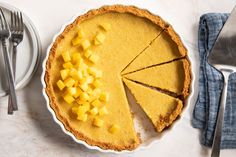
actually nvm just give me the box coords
[192,13,236,149]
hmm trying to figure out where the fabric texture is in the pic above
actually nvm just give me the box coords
[192,13,236,149]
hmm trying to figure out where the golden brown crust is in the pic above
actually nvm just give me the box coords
[181,58,191,99]
[164,26,188,58]
[164,26,191,99]
[156,100,183,132]
[44,5,174,151]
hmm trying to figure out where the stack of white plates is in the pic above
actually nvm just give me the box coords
[0,2,41,97]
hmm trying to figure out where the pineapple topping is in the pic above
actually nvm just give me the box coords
[56,24,119,133]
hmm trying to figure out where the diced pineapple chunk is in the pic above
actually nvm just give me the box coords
[109,124,120,134]
[84,50,92,58]
[100,23,111,31]
[79,77,87,85]
[99,106,108,116]
[69,68,77,76]
[60,69,70,80]
[82,70,89,77]
[63,94,75,104]
[67,87,77,95]
[87,68,102,78]
[81,39,91,50]
[76,98,87,105]
[92,79,102,88]
[87,67,98,76]
[77,71,84,80]
[93,117,104,127]
[63,62,73,69]
[93,39,101,46]
[57,80,65,90]
[77,113,88,122]
[77,61,88,72]
[82,102,90,111]
[89,107,98,115]
[91,88,101,99]
[94,70,102,78]
[64,77,76,87]
[61,51,71,62]
[86,87,93,96]
[89,54,99,63]
[86,76,94,84]
[67,87,77,96]
[72,53,82,63]
[87,68,102,79]
[74,87,82,98]
[99,92,109,102]
[69,68,83,80]
[80,83,89,91]
[77,29,85,38]
[77,103,90,114]
[95,32,106,44]
[80,92,90,101]
[72,37,82,46]
[91,99,102,107]
[74,80,79,87]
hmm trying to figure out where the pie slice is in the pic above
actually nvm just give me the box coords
[123,79,183,132]
[122,27,187,75]
[124,59,191,97]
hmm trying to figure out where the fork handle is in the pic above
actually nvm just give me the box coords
[211,70,231,157]
[1,39,18,112]
[8,44,17,113]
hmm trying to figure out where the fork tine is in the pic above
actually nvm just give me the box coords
[0,8,9,30]
[17,12,20,31]
[14,12,18,31]
[0,9,4,29]
[19,12,23,31]
[10,11,13,30]
[0,15,3,29]
[15,12,18,31]
[13,11,16,30]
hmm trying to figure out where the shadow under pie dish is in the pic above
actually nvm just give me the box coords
[43,5,191,152]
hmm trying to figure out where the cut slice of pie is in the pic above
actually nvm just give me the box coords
[122,27,187,75]
[124,59,191,98]
[123,78,183,132]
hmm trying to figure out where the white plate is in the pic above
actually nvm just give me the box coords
[41,5,194,154]
[0,2,41,97]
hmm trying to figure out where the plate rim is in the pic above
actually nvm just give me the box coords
[41,4,195,154]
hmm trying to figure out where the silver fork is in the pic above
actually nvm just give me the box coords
[8,11,24,114]
[0,8,18,114]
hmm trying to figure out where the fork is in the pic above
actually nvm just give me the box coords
[0,8,18,114]
[8,11,24,114]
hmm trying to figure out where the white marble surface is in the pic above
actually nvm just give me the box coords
[0,0,236,156]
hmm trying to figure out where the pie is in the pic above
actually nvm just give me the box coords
[123,78,183,132]
[123,59,191,98]
[44,5,191,151]
[122,27,187,75]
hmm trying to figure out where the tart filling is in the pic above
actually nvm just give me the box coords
[122,27,187,75]
[123,59,191,98]
[123,79,183,132]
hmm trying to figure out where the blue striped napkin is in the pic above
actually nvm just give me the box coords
[192,13,236,149]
